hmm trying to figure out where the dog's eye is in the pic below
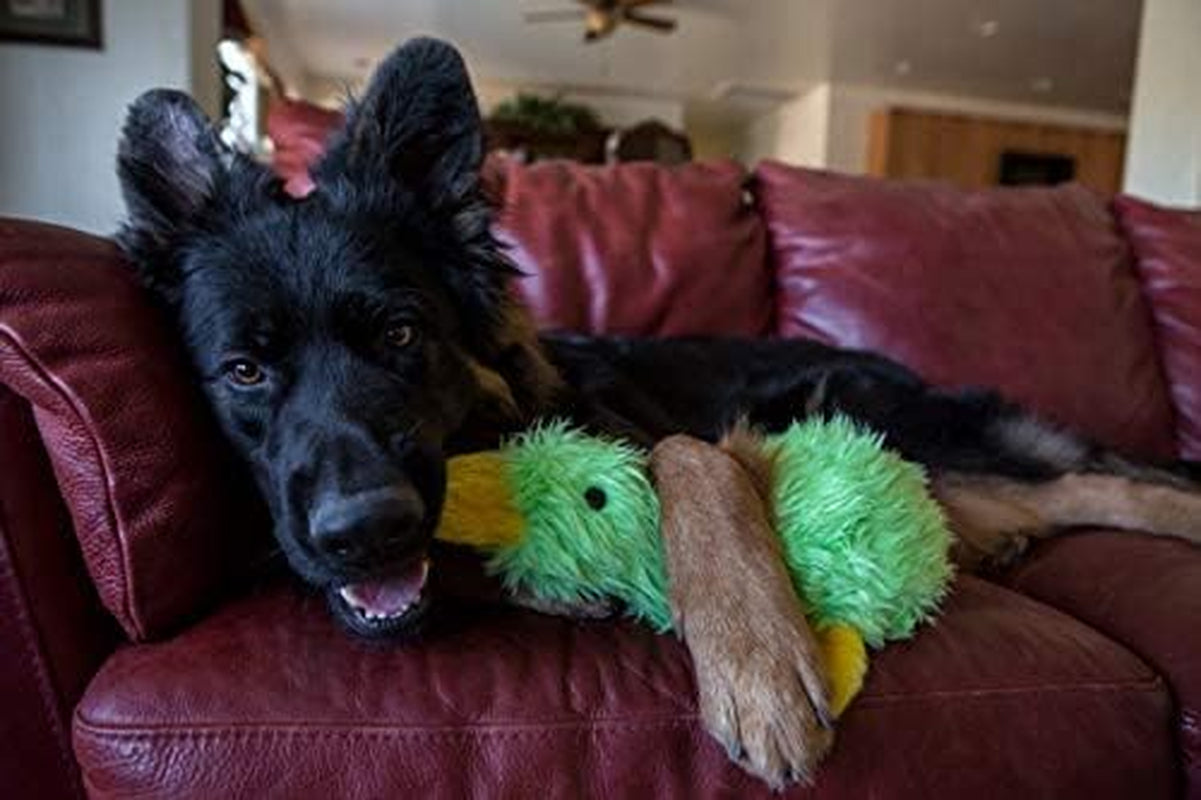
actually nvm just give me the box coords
[224,358,265,387]
[384,324,417,350]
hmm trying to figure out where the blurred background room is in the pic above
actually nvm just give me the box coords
[0,0,1197,233]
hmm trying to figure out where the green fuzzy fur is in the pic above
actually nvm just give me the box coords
[487,418,953,644]
[490,422,674,630]
[768,417,953,646]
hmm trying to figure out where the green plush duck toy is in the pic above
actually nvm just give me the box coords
[435,417,953,717]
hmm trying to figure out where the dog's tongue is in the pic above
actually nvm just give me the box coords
[339,559,429,617]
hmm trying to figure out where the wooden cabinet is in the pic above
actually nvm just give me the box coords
[867,108,1126,194]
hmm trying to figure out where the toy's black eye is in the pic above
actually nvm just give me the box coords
[584,486,607,511]
[384,324,416,350]
[224,358,265,387]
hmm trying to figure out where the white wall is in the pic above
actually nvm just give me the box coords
[0,0,222,235]
[740,84,831,167]
[1124,0,1201,206]
[825,84,1127,174]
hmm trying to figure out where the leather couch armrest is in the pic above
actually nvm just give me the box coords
[1001,530,1201,796]
[0,218,255,641]
[0,386,119,799]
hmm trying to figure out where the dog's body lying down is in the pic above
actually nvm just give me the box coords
[115,38,1201,787]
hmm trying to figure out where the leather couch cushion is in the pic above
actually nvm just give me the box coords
[496,159,773,337]
[1003,529,1201,797]
[74,574,1172,799]
[0,388,117,800]
[0,219,257,641]
[1114,195,1201,458]
[755,164,1175,460]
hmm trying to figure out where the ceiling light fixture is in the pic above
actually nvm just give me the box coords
[1030,77,1054,93]
[894,60,912,76]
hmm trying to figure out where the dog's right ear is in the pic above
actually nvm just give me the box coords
[312,38,483,209]
[116,89,225,300]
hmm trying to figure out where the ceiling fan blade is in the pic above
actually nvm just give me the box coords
[523,9,588,23]
[624,0,674,8]
[623,11,677,32]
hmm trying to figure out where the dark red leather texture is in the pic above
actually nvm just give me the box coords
[74,575,1173,799]
[0,388,117,800]
[1114,195,1201,458]
[267,98,343,197]
[1003,529,1201,798]
[496,159,773,337]
[756,164,1176,460]
[0,218,242,640]
[1,153,1197,797]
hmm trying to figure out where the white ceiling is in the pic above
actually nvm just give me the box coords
[245,0,1143,118]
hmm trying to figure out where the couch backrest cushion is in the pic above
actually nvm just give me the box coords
[755,163,1175,459]
[1115,195,1201,458]
[0,220,260,641]
[495,159,772,337]
[267,98,343,197]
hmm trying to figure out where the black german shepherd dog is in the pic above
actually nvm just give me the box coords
[116,38,1201,784]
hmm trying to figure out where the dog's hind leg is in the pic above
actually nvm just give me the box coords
[934,470,1201,572]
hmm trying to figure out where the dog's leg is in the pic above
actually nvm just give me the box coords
[650,434,833,788]
[934,471,1201,572]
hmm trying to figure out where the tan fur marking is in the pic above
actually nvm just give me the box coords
[718,423,775,504]
[495,298,564,412]
[651,434,832,788]
[465,357,520,420]
[934,472,1201,571]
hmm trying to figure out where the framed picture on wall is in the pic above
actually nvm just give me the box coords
[0,0,102,49]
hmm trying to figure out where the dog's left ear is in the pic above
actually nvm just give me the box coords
[313,37,483,206]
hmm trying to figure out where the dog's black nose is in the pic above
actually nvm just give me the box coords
[309,486,425,567]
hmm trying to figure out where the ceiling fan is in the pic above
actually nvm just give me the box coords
[524,0,678,43]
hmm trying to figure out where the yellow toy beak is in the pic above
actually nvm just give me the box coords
[436,452,525,550]
[818,624,868,718]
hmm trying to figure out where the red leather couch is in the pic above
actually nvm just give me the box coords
[3,157,1201,799]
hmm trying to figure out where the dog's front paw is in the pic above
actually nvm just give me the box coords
[689,613,834,788]
[652,433,837,787]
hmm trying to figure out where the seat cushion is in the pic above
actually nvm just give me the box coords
[1002,529,1201,797]
[754,164,1175,460]
[495,159,772,337]
[1114,195,1201,458]
[74,573,1173,799]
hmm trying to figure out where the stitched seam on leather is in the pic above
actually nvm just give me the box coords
[0,472,84,794]
[74,678,1167,738]
[853,677,1166,706]
[73,716,701,741]
[0,327,140,638]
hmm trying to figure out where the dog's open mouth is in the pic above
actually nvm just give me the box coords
[329,557,431,637]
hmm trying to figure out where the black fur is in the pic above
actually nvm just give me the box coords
[116,38,1188,638]
[117,39,520,636]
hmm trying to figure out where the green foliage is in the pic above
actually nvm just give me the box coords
[489,92,602,136]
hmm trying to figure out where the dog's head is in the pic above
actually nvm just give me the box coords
[117,39,555,637]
